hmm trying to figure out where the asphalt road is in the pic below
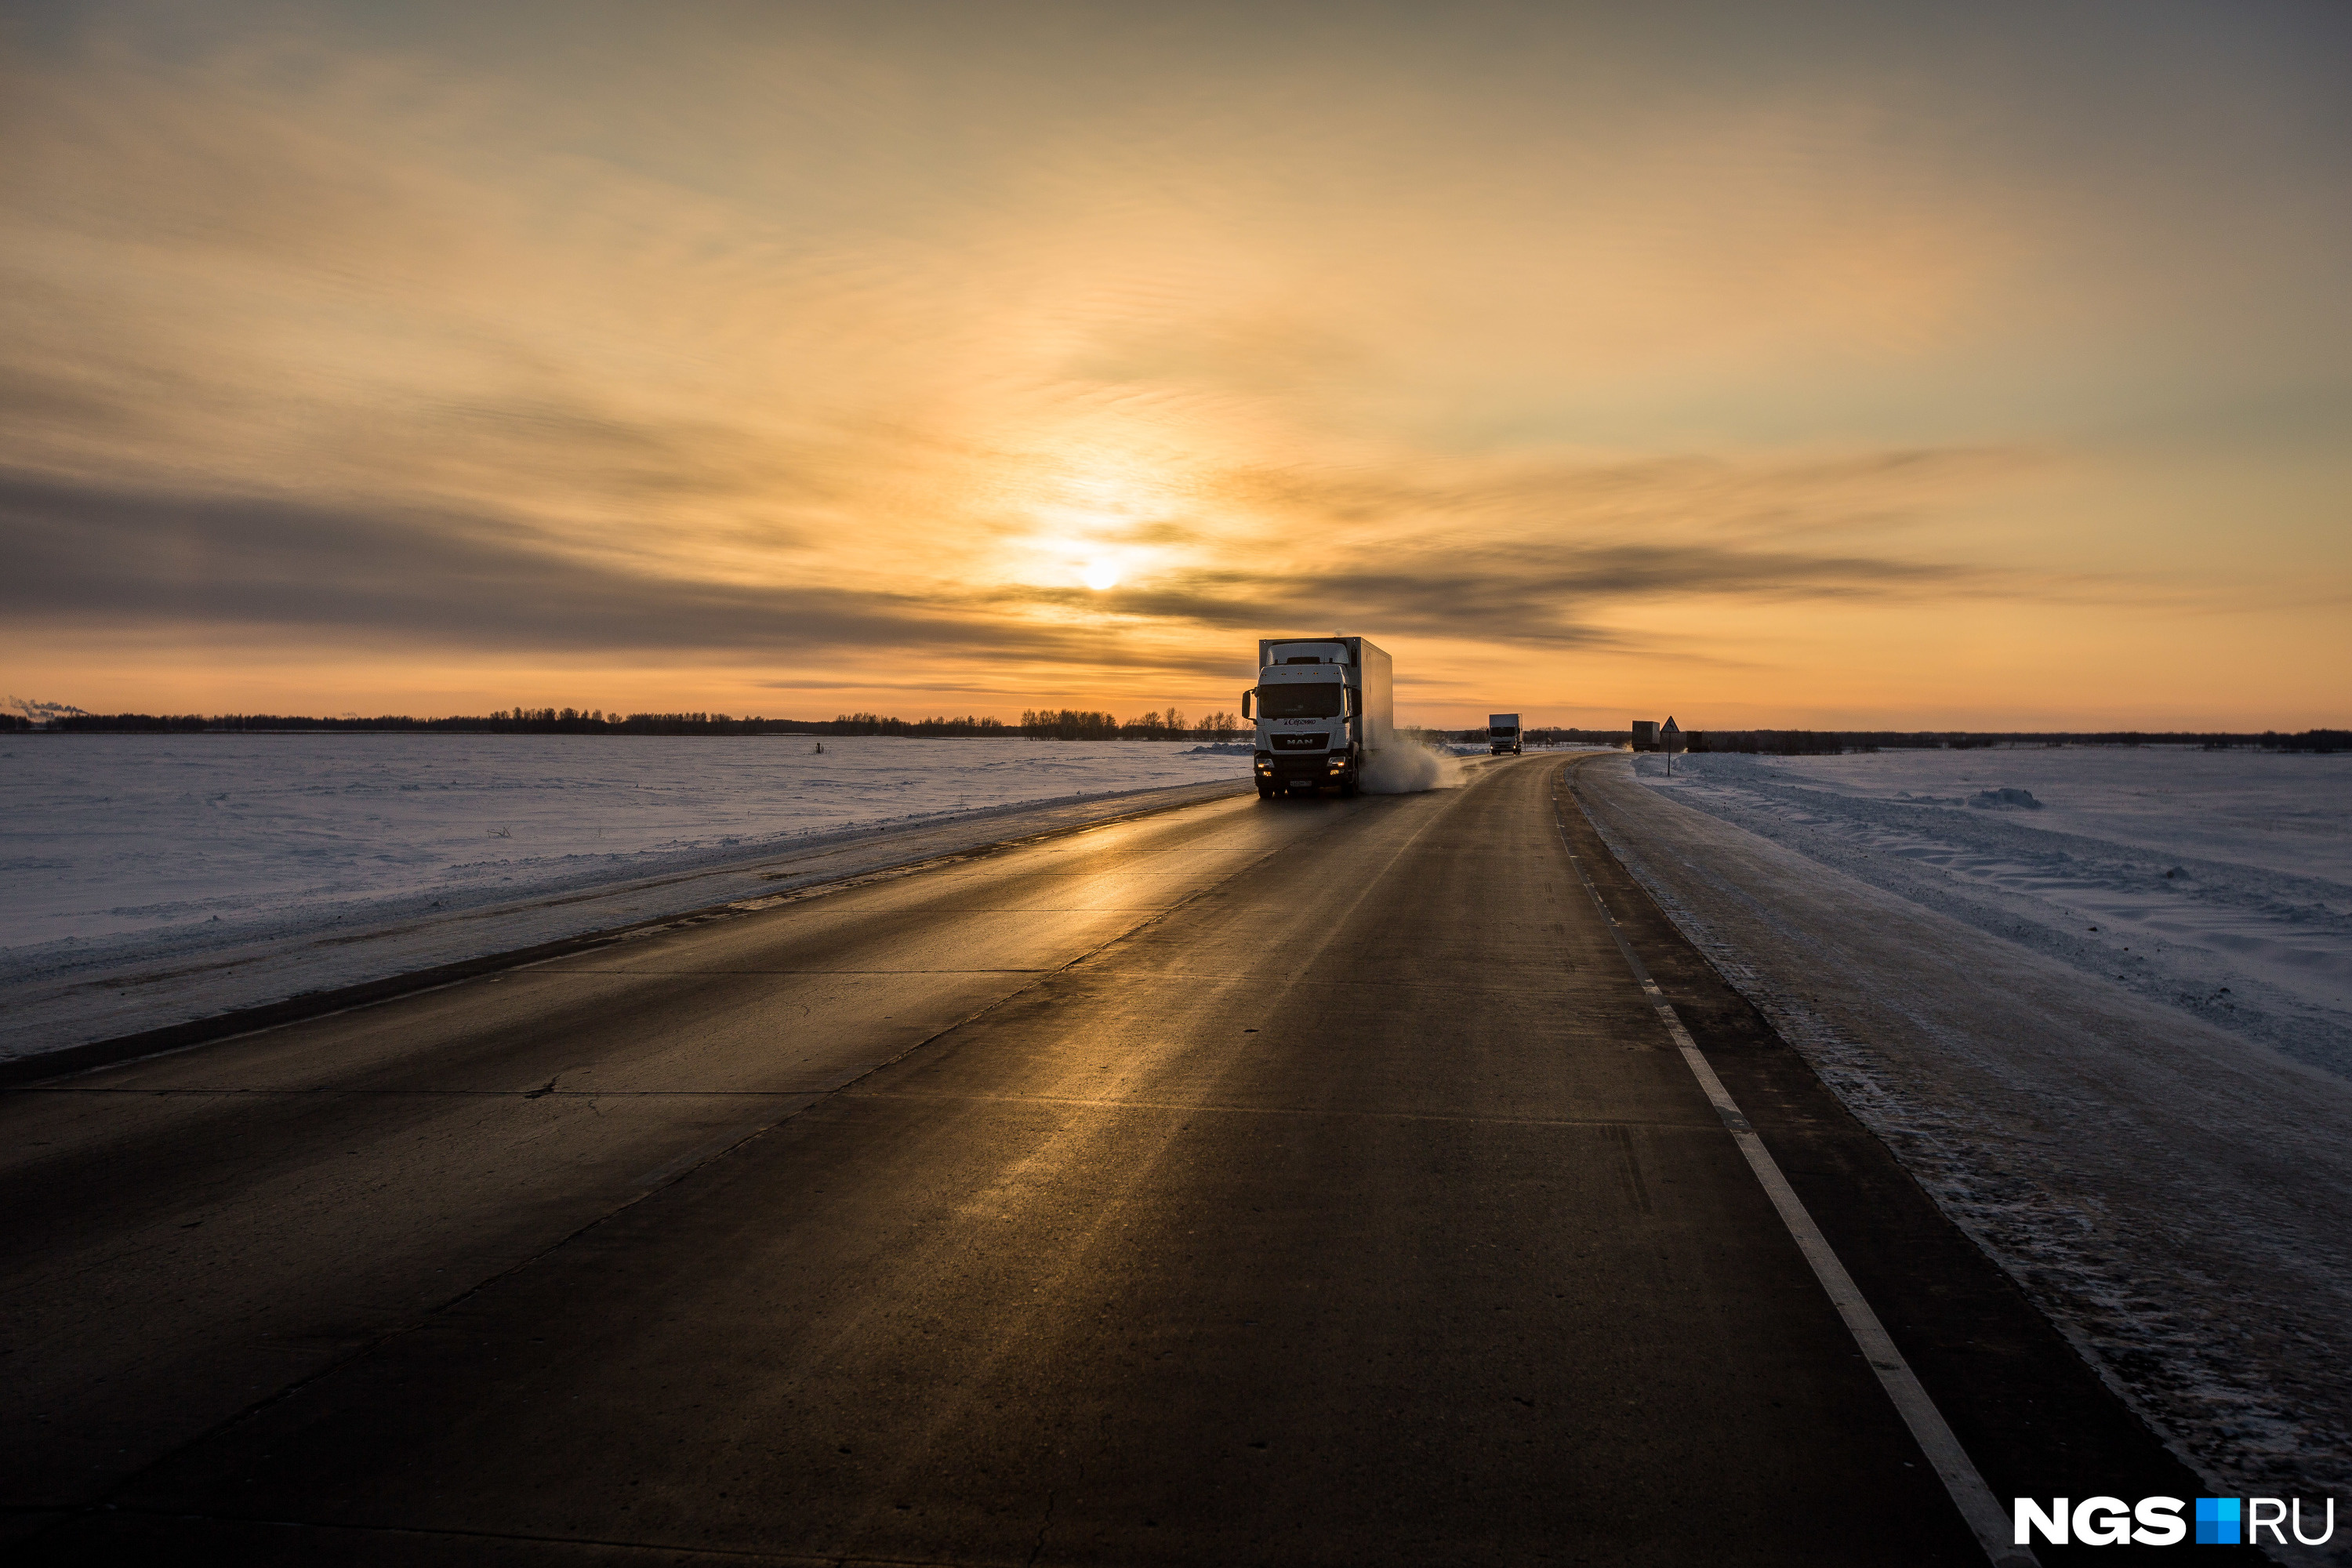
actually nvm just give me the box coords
[2,755,2223,1564]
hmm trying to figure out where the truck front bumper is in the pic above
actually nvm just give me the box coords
[1258,751,1351,787]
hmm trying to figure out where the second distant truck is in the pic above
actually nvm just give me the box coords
[1487,713,1523,755]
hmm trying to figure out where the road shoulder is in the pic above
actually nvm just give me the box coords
[1555,754,2254,1559]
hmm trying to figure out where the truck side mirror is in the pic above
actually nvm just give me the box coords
[1241,691,1254,720]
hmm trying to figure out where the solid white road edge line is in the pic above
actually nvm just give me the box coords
[1555,786,2037,1568]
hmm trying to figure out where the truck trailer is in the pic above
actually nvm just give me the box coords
[1487,713,1523,755]
[1243,636,1393,799]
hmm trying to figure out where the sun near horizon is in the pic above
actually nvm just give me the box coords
[2,1,2346,731]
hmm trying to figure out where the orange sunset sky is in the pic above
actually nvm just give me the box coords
[5,0,2348,731]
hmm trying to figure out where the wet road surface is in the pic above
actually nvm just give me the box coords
[2,757,2219,1563]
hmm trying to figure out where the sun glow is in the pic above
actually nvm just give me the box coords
[1082,561,1122,591]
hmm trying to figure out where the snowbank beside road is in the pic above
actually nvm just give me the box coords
[1632,747,2352,1079]
[1577,749,2352,1512]
[0,735,1247,1063]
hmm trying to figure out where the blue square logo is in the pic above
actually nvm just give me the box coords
[2195,1497,2241,1545]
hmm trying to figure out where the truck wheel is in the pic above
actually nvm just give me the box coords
[1338,773,1359,798]
[1257,784,1276,800]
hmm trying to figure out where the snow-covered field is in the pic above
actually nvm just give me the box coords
[1584,746,2352,1520]
[1,735,1248,1060]
[1637,746,2352,1076]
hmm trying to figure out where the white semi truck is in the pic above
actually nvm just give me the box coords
[1242,636,1393,799]
[1487,713,1523,755]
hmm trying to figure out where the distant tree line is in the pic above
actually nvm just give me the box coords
[1411,726,2352,754]
[2263,729,2351,753]
[42,713,214,732]
[20,710,2344,753]
[1526,728,1639,747]
[1018,708,1244,741]
[36,709,810,735]
[817,713,1011,736]
[37,709,792,735]
[27,704,1250,740]
[1648,729,2352,755]
[1679,730,1864,755]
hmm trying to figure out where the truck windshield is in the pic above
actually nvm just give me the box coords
[1258,684,1344,719]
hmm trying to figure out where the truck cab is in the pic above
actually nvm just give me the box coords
[1487,713,1523,755]
[1243,637,1393,799]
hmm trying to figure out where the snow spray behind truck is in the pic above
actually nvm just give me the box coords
[1243,636,1393,799]
[1487,713,1523,755]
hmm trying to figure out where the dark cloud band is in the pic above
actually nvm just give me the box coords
[0,470,2031,673]
[2,474,1018,658]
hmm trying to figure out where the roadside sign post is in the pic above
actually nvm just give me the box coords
[1662,715,1682,776]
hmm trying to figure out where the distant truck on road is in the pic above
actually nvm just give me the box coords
[1487,713,1523,755]
[1243,636,1393,799]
